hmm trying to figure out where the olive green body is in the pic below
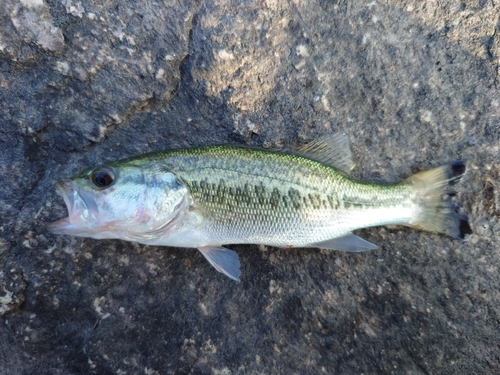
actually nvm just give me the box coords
[50,138,471,280]
[121,146,413,248]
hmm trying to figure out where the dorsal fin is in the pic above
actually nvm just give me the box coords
[293,133,355,173]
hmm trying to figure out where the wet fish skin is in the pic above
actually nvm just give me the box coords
[49,135,472,281]
[153,145,413,248]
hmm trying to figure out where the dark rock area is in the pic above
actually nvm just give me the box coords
[1,0,499,373]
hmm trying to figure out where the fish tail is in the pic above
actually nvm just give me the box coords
[403,161,472,240]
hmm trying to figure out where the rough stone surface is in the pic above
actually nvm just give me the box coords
[1,0,499,374]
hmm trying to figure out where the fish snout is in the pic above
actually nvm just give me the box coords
[56,179,74,193]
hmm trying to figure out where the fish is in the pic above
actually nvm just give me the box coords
[49,134,472,281]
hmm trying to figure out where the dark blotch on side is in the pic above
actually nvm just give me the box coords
[269,188,281,209]
[288,188,302,210]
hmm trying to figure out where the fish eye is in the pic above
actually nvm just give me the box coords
[91,167,115,189]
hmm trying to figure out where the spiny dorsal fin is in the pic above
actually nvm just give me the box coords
[293,133,355,173]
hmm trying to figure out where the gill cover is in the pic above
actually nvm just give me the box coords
[50,163,189,241]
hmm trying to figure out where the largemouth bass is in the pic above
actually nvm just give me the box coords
[50,134,472,281]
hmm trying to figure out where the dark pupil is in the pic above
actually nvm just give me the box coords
[93,170,114,187]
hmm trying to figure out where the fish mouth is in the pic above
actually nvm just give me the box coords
[48,179,99,235]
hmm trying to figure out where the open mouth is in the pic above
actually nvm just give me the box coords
[48,179,98,235]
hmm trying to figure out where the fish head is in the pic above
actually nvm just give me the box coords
[49,161,189,240]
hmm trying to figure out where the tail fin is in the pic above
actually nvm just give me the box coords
[403,161,472,240]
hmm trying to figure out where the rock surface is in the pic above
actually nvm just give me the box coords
[1,0,499,373]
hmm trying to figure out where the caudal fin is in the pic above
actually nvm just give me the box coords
[403,161,472,240]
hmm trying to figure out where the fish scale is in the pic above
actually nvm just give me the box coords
[160,146,414,247]
[50,135,472,281]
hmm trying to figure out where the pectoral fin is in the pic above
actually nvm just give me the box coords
[198,246,241,281]
[312,234,378,252]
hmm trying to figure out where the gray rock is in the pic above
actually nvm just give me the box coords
[1,0,499,374]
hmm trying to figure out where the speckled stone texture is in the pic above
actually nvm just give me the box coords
[1,0,499,374]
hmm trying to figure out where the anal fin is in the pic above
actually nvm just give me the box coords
[312,234,378,252]
[198,246,241,281]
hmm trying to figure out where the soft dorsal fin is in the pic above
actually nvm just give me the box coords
[293,133,355,173]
